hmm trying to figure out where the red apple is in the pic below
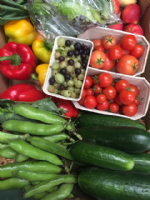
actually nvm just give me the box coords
[108,21,123,30]
[111,0,120,15]
[121,4,140,24]
[124,24,144,35]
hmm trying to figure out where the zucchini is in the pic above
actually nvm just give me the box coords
[78,167,150,200]
[70,141,134,171]
[77,126,150,153]
[77,112,146,130]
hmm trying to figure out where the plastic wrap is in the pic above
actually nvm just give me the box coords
[28,0,120,44]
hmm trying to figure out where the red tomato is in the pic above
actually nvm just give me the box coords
[90,50,106,69]
[114,95,123,106]
[101,53,115,71]
[78,98,85,106]
[96,94,106,103]
[93,85,102,94]
[134,97,142,106]
[130,44,144,58]
[92,75,100,85]
[117,44,129,56]
[115,79,130,93]
[98,73,113,88]
[119,90,135,105]
[128,85,139,97]
[81,88,87,99]
[95,45,105,52]
[73,108,79,118]
[120,35,137,51]
[97,100,109,111]
[116,55,139,75]
[84,76,93,89]
[122,103,138,116]
[109,103,119,113]
[92,39,102,50]
[102,86,117,100]
[84,96,97,109]
[102,35,117,50]
[108,45,123,61]
[86,88,94,96]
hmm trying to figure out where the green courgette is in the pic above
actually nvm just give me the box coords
[77,126,150,153]
[77,112,146,130]
[78,167,150,200]
[70,141,134,171]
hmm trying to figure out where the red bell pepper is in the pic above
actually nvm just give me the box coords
[0,42,36,80]
[0,84,45,102]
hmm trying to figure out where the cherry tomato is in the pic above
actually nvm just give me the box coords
[130,44,144,58]
[78,98,85,106]
[90,50,106,69]
[128,85,139,97]
[120,34,137,51]
[101,53,115,71]
[109,103,119,113]
[92,75,100,85]
[108,45,123,61]
[98,73,113,88]
[97,100,109,111]
[102,35,117,50]
[134,97,142,106]
[86,88,94,96]
[114,95,123,106]
[93,85,102,94]
[95,45,105,52]
[122,103,138,117]
[115,79,130,93]
[84,96,97,109]
[102,86,117,100]
[96,94,106,103]
[81,88,87,99]
[117,55,139,75]
[84,76,93,89]
[119,89,135,105]
[92,39,102,50]
[117,44,129,56]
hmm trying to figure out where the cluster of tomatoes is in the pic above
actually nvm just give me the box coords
[89,34,144,76]
[78,72,142,117]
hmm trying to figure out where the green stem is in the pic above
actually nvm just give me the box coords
[0,0,28,10]
[0,54,21,66]
[44,41,53,51]
[0,4,28,13]
[0,15,29,22]
[31,74,39,81]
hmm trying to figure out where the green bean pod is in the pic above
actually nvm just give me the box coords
[3,120,65,136]
[0,178,29,190]
[41,183,74,200]
[23,174,77,198]
[16,171,59,181]
[15,153,29,162]
[32,186,59,199]
[28,137,73,160]
[0,143,8,149]
[0,161,61,178]
[9,139,63,165]
[43,133,71,143]
[0,147,16,159]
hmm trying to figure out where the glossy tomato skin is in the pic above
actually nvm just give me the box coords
[81,88,87,99]
[130,44,144,58]
[102,35,117,50]
[96,94,106,103]
[92,39,102,50]
[90,50,106,69]
[109,103,119,113]
[93,85,102,94]
[117,44,129,56]
[84,96,97,109]
[98,73,113,88]
[128,85,139,97]
[78,98,86,106]
[115,79,130,93]
[108,45,123,61]
[119,90,135,105]
[95,45,105,52]
[114,95,123,106]
[101,53,115,71]
[86,88,94,96]
[84,76,93,89]
[120,35,137,51]
[117,55,139,75]
[97,100,109,111]
[102,86,117,100]
[122,103,137,117]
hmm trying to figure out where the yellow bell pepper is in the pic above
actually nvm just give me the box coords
[32,32,52,63]
[35,64,49,88]
[4,19,35,46]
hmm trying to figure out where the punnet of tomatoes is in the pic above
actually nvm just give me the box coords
[78,72,143,117]
[90,34,145,76]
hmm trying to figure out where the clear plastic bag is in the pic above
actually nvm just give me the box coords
[28,0,120,44]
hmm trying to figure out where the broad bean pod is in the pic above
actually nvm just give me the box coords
[32,186,59,199]
[0,178,29,190]
[43,133,75,143]
[0,147,16,159]
[0,143,8,149]
[0,161,61,178]
[9,139,63,165]
[15,153,29,162]
[23,174,77,198]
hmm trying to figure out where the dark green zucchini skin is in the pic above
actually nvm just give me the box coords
[70,141,134,171]
[77,126,150,153]
[77,112,146,130]
[78,167,150,200]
